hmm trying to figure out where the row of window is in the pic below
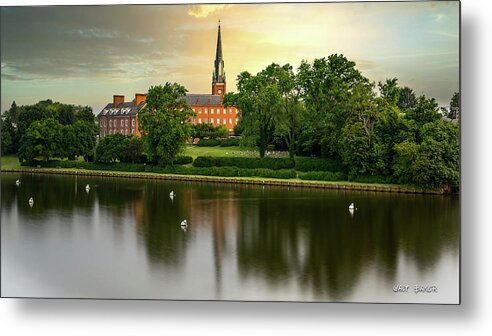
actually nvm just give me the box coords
[100,119,136,127]
[193,107,236,115]
[101,128,135,136]
[194,118,238,125]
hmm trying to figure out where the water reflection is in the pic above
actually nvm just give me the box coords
[1,173,459,302]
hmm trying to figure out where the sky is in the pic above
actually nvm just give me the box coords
[0,1,459,114]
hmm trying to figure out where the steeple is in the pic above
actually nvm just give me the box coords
[212,20,226,97]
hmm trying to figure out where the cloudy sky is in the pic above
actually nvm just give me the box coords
[1,1,459,114]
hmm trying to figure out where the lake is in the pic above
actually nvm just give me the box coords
[1,172,459,303]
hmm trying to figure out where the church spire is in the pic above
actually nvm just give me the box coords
[212,20,226,97]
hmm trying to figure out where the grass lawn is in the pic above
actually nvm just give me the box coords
[1,156,21,169]
[184,145,258,159]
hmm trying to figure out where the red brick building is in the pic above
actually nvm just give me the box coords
[98,23,238,139]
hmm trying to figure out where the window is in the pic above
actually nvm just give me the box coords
[216,118,220,124]
[131,129,135,134]
[211,109,214,114]
[125,120,128,127]
[121,120,124,127]
[109,120,112,127]
[100,120,103,126]
[229,108,232,114]
[223,109,226,115]
[229,118,232,124]
[198,108,202,114]
[223,119,226,125]
[198,118,202,124]
[132,119,135,127]
[205,108,208,113]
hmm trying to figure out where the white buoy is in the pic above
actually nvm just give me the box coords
[180,219,188,228]
[15,179,21,186]
[28,197,34,207]
[85,184,90,192]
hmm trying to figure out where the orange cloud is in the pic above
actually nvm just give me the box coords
[187,5,234,18]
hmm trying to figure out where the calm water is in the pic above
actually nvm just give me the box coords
[1,173,459,303]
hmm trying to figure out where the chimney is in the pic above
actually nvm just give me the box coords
[113,95,124,107]
[135,93,147,106]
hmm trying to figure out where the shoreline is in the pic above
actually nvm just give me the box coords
[1,168,448,195]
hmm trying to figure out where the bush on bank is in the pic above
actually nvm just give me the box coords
[20,160,297,180]
[193,156,295,170]
[197,138,240,147]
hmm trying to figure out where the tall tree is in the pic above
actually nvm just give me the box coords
[397,86,417,111]
[378,78,400,106]
[266,63,303,158]
[18,118,63,162]
[297,54,369,158]
[449,92,460,120]
[138,83,194,165]
[224,69,282,158]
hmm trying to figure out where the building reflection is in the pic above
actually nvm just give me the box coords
[1,173,459,301]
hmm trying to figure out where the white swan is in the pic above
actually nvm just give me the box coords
[15,179,21,186]
[28,197,34,207]
[85,184,90,192]
[349,203,356,210]
[169,191,175,200]
[180,219,188,227]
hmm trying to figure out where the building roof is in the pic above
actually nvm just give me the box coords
[98,100,146,117]
[98,93,227,117]
[184,94,222,106]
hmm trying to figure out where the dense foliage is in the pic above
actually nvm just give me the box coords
[193,156,295,170]
[138,83,194,166]
[2,100,96,161]
[226,55,460,188]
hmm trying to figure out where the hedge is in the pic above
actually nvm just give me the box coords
[351,175,393,184]
[294,157,344,172]
[173,156,193,165]
[193,156,295,170]
[21,160,296,180]
[197,138,240,147]
[298,171,347,182]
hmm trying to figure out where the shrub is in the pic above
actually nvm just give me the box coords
[351,175,393,184]
[193,156,295,170]
[197,138,240,147]
[197,138,221,147]
[173,155,193,165]
[295,157,344,172]
[298,171,347,182]
[219,138,240,147]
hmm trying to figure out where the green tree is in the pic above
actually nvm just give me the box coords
[74,106,95,124]
[397,87,417,111]
[297,54,369,158]
[16,102,53,140]
[378,78,400,106]
[263,63,303,158]
[73,120,97,161]
[95,133,126,163]
[339,83,385,178]
[139,83,194,165]
[61,124,78,160]
[119,135,145,163]
[18,118,63,162]
[1,113,18,155]
[393,120,459,189]
[224,69,282,157]
[448,92,460,120]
